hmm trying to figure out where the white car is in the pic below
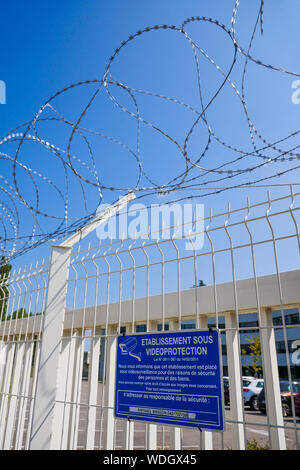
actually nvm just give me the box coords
[243,378,264,410]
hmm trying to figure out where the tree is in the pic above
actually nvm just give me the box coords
[0,257,12,321]
[241,335,262,377]
[11,308,28,320]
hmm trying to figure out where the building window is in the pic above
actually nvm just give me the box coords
[181,320,196,330]
[157,323,169,331]
[136,324,147,333]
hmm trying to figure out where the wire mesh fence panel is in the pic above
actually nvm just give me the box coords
[0,259,49,450]
[0,189,300,450]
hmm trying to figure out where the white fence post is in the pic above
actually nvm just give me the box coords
[29,244,72,450]
[121,323,134,450]
[51,330,76,450]
[0,341,7,392]
[86,326,102,450]
[146,320,158,450]
[169,319,181,450]
[0,341,16,447]
[3,341,25,449]
[225,310,245,450]
[102,324,117,450]
[199,315,213,450]
[260,307,286,450]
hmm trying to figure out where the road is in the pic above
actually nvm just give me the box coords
[75,382,300,451]
[14,380,299,450]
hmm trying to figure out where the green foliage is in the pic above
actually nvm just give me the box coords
[0,257,12,321]
[0,258,44,321]
[4,309,43,321]
[246,439,269,450]
[11,308,28,320]
[241,335,262,376]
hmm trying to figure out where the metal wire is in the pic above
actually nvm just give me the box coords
[1,2,300,261]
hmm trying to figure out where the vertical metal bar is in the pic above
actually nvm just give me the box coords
[86,328,101,449]
[187,231,199,330]
[265,192,298,448]
[51,333,73,450]
[126,240,136,450]
[288,186,300,449]
[98,243,112,450]
[0,341,15,448]
[141,239,157,450]
[145,320,158,450]
[60,250,80,450]
[225,311,245,450]
[169,224,182,451]
[14,340,34,449]
[103,324,117,450]
[3,341,25,450]
[69,328,84,450]
[199,314,213,450]
[24,339,41,450]
[289,185,300,253]
[243,197,273,441]
[205,209,219,328]
[70,250,90,449]
[224,204,246,450]
[86,248,102,450]
[0,341,7,392]
[141,240,150,332]
[29,244,72,450]
[260,307,286,450]
[156,239,166,449]
[171,224,182,330]
[169,318,181,450]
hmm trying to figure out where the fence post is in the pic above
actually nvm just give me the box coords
[29,244,72,450]
[225,310,245,450]
[102,324,117,450]
[199,314,213,450]
[121,323,134,450]
[145,320,158,450]
[169,319,181,450]
[86,326,102,450]
[260,307,286,450]
[0,341,7,390]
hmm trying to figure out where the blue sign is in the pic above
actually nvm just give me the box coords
[114,329,224,431]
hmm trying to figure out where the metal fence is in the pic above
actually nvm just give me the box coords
[0,189,300,450]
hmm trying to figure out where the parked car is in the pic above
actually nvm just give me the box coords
[222,376,256,406]
[223,377,230,405]
[295,391,300,417]
[258,380,300,417]
[243,379,264,411]
[242,376,255,382]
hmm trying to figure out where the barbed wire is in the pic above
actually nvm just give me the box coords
[1,1,300,263]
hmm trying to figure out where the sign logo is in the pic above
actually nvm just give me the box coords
[119,337,141,362]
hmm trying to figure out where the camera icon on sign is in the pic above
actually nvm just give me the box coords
[119,337,141,362]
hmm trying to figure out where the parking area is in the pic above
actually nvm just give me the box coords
[74,405,300,451]
[12,378,300,450]
[73,381,300,451]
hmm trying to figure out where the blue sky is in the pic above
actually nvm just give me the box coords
[0,0,300,278]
